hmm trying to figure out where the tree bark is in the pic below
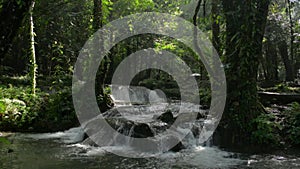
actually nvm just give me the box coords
[93,0,103,30]
[265,41,278,81]
[193,0,205,80]
[218,0,270,146]
[93,0,112,111]
[278,40,294,81]
[29,0,37,95]
[211,0,220,55]
[203,0,206,17]
[286,0,295,79]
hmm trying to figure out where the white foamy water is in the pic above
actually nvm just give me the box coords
[18,127,85,144]
[70,143,245,168]
[4,128,300,169]
[110,85,168,107]
[176,146,245,168]
[3,85,297,168]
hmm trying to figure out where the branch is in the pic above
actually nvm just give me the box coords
[193,0,202,26]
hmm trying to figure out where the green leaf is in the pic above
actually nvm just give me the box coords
[0,100,6,113]
[0,137,11,145]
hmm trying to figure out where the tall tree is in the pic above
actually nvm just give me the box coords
[265,40,279,81]
[286,0,295,79]
[93,0,103,30]
[93,0,112,111]
[218,0,270,146]
[29,0,37,95]
[278,40,294,81]
[211,0,220,55]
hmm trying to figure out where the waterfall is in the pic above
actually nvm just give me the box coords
[78,85,219,157]
[110,85,167,106]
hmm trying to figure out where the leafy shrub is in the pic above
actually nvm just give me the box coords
[199,88,211,107]
[252,113,282,145]
[0,85,45,131]
[0,84,79,132]
[0,76,30,86]
[261,83,300,93]
[34,87,79,132]
[138,78,180,99]
[275,83,290,93]
[285,102,300,145]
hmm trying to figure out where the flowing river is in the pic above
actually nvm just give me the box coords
[1,86,299,168]
[0,128,299,169]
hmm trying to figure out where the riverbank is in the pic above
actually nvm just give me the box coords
[1,129,300,169]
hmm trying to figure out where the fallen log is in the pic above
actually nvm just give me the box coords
[258,92,300,104]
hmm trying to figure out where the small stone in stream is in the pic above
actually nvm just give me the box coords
[7,149,13,153]
[170,142,185,152]
[82,137,98,147]
[196,112,206,119]
[191,125,202,137]
[201,105,209,110]
[157,110,174,124]
[132,123,154,138]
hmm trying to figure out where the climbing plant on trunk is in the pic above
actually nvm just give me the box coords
[29,0,37,95]
[218,0,271,146]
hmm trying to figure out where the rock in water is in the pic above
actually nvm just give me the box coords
[157,110,174,125]
[170,142,185,152]
[7,149,13,153]
[132,123,154,138]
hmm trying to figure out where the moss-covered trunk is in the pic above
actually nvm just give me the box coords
[217,0,270,146]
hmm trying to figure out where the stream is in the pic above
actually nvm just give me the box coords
[0,128,299,169]
[1,86,299,168]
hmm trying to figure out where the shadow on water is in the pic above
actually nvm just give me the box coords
[0,127,299,169]
[1,87,299,169]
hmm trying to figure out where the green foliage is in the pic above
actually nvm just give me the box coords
[33,87,78,132]
[0,80,78,132]
[113,0,155,17]
[32,0,93,76]
[97,88,114,112]
[16,0,26,7]
[199,88,211,106]
[252,113,282,146]
[0,85,45,131]
[0,76,31,86]
[0,137,11,145]
[261,83,300,93]
[251,102,300,147]
[138,78,180,99]
[102,0,113,24]
[50,74,72,91]
[285,102,300,145]
[275,83,290,92]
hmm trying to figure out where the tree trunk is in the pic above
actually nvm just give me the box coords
[265,41,278,81]
[203,0,206,17]
[29,0,37,95]
[193,0,206,80]
[217,0,270,146]
[286,0,295,79]
[93,0,111,111]
[93,0,103,30]
[211,0,220,55]
[278,40,294,81]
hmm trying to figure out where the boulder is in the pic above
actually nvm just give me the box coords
[132,123,154,138]
[157,110,174,124]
